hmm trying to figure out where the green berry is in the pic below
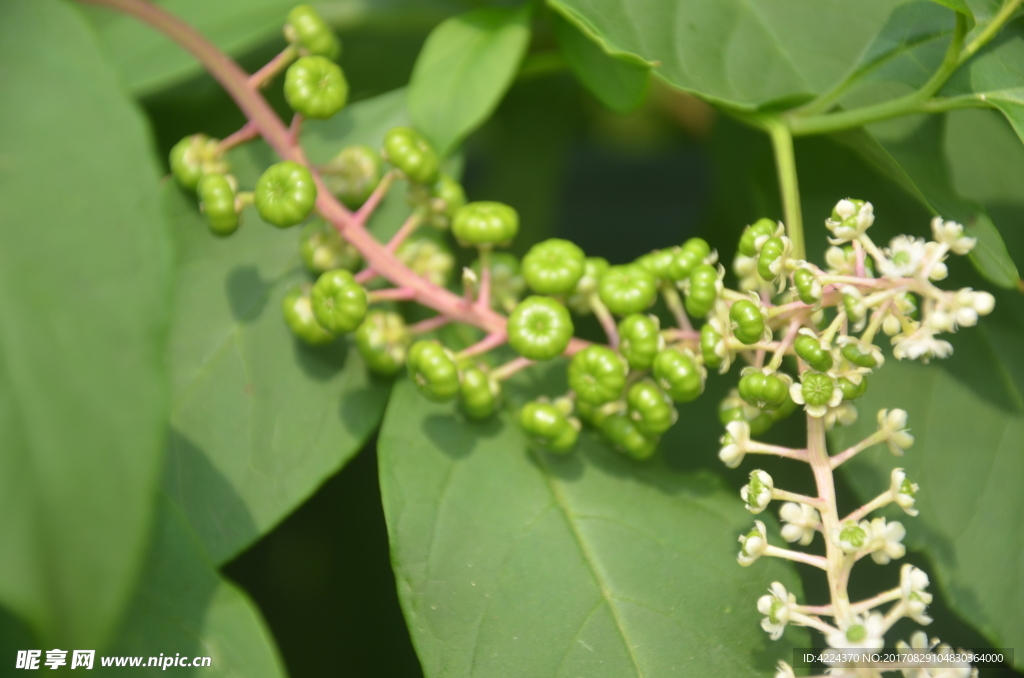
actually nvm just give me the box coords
[383,127,439,185]
[667,237,711,280]
[685,264,719,318]
[255,161,317,228]
[637,249,675,280]
[598,264,658,315]
[520,401,577,453]
[197,172,239,236]
[652,348,704,402]
[626,380,677,436]
[566,257,610,314]
[285,4,341,59]
[729,299,764,345]
[471,252,525,312]
[617,314,662,370]
[169,134,226,190]
[311,268,367,334]
[718,393,773,436]
[321,145,381,209]
[407,340,460,401]
[801,372,835,408]
[300,220,360,274]
[451,201,519,247]
[739,218,776,257]
[757,236,785,281]
[459,366,501,419]
[397,233,454,287]
[738,372,789,410]
[600,414,658,460]
[568,345,627,406]
[793,267,821,304]
[841,343,878,368]
[795,335,834,371]
[770,393,798,422]
[522,238,586,294]
[284,56,348,119]
[700,322,724,370]
[282,287,334,345]
[507,296,574,361]
[423,173,466,228]
[839,376,868,400]
[355,310,410,376]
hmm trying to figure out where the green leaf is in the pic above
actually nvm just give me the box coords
[87,0,474,95]
[831,290,1024,669]
[0,0,172,647]
[379,368,807,677]
[550,9,650,112]
[408,5,532,155]
[547,0,909,109]
[928,0,975,26]
[105,496,286,676]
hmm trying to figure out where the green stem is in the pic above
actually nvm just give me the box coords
[765,119,806,261]
[960,0,1024,63]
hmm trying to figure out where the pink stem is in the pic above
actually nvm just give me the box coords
[289,113,304,144]
[369,288,417,302]
[490,356,533,381]
[458,331,507,359]
[385,213,422,253]
[80,0,593,358]
[248,46,296,88]
[354,268,378,285]
[477,260,492,311]
[217,121,259,152]
[408,315,452,335]
[354,172,395,223]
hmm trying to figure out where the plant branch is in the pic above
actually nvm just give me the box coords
[765,118,806,260]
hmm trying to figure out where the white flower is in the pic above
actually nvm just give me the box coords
[923,241,949,281]
[867,517,906,564]
[931,217,976,255]
[893,326,953,363]
[826,199,875,243]
[825,246,857,275]
[823,402,858,431]
[880,235,928,277]
[741,470,774,514]
[733,254,761,291]
[832,521,869,554]
[891,468,919,516]
[780,501,820,545]
[826,612,886,651]
[898,633,978,678]
[719,420,750,469]
[773,661,796,678]
[737,520,767,566]
[900,564,934,625]
[878,409,915,456]
[757,582,795,640]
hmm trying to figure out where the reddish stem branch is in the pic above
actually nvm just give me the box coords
[369,288,417,302]
[217,121,259,152]
[408,315,452,335]
[249,45,297,88]
[458,331,508,359]
[386,213,422,253]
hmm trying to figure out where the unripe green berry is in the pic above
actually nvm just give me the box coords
[568,345,627,406]
[795,334,834,371]
[300,220,360,273]
[839,376,868,400]
[397,233,454,287]
[255,161,317,228]
[738,372,789,409]
[757,236,785,281]
[451,201,519,247]
[770,393,798,422]
[617,314,662,370]
[667,237,711,281]
[169,134,228,191]
[801,372,835,407]
[600,414,658,460]
[793,267,821,304]
[700,322,724,370]
[459,366,501,419]
[471,252,525,312]
[197,172,239,236]
[520,401,577,452]
[321,145,381,209]
[423,173,466,228]
[355,310,410,376]
[739,218,776,257]
[507,296,574,361]
[729,299,764,345]
[685,264,719,318]
[285,5,341,59]
[282,287,334,345]
[652,348,704,402]
[598,264,658,315]
[285,56,348,119]
[522,238,586,294]
[383,127,439,185]
[566,257,609,314]
[626,380,677,436]
[637,248,675,280]
[407,340,459,402]
[311,269,367,334]
[841,343,878,368]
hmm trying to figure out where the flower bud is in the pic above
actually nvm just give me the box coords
[741,470,774,514]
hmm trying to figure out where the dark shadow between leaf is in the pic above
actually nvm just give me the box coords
[225,264,273,323]
[291,335,348,382]
[423,413,479,459]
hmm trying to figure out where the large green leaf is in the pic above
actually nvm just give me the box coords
[548,0,908,109]
[378,369,807,677]
[550,9,650,113]
[831,290,1024,668]
[103,496,286,676]
[408,5,532,155]
[87,0,473,96]
[0,0,172,646]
